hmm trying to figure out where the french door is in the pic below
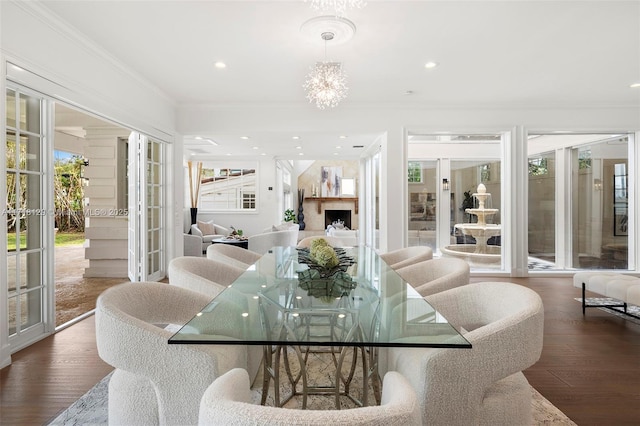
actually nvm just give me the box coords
[5,86,52,351]
[127,133,165,282]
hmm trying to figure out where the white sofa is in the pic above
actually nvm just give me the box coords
[191,221,230,253]
[326,228,359,246]
[247,222,300,254]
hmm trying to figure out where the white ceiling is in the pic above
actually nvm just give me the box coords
[37,0,640,158]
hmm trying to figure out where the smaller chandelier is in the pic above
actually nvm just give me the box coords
[307,0,366,17]
[303,61,348,109]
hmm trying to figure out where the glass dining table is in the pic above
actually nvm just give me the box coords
[169,245,471,408]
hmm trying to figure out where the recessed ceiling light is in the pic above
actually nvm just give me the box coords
[631,83,640,88]
[261,153,267,156]
[252,146,259,150]
[296,146,303,149]
[333,152,339,155]
[339,135,347,139]
[240,136,250,140]
[226,153,232,156]
[425,61,438,69]
[298,152,304,156]
[214,61,227,69]
[195,136,203,140]
[292,136,301,140]
[336,145,342,149]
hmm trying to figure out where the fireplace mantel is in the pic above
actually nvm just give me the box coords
[304,197,359,214]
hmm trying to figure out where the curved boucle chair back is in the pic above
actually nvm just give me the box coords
[198,368,422,425]
[248,230,298,254]
[96,282,246,425]
[379,246,433,270]
[167,256,263,382]
[396,257,470,297]
[206,243,261,268]
[388,281,544,426]
[168,256,245,298]
[296,236,346,248]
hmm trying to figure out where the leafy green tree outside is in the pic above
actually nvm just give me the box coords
[53,154,85,232]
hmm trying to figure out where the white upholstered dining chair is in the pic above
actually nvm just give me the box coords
[168,256,245,298]
[296,236,346,248]
[95,282,247,426]
[386,281,544,426]
[379,246,433,270]
[198,368,422,426]
[167,256,263,383]
[206,243,262,269]
[395,257,470,297]
[247,229,299,254]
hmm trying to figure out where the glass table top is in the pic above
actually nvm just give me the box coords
[169,245,471,349]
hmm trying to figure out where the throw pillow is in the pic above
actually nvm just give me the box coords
[197,220,215,236]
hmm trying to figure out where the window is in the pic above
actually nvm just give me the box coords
[614,163,627,202]
[528,158,548,176]
[195,162,257,211]
[341,178,356,196]
[408,162,422,183]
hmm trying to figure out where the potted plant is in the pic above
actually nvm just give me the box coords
[457,189,477,244]
[284,208,296,223]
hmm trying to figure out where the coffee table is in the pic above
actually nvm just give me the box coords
[211,237,249,249]
[169,245,470,408]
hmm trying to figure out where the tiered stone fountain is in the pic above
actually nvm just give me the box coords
[441,183,501,266]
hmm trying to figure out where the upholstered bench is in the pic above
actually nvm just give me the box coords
[573,271,640,319]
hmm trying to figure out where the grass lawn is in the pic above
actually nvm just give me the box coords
[7,231,85,250]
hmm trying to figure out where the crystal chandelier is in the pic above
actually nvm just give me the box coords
[307,0,366,17]
[303,32,349,109]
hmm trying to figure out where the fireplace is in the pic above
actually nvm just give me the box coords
[325,210,351,229]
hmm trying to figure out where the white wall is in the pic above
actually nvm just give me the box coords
[1,1,175,136]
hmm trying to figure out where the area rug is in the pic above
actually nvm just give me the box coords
[48,350,577,425]
[575,297,640,324]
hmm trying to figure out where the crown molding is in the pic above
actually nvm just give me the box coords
[10,0,176,107]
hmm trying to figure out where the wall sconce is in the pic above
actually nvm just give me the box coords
[594,178,602,191]
[442,178,450,191]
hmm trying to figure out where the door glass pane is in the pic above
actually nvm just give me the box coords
[7,254,18,297]
[407,160,437,251]
[374,152,380,250]
[572,137,628,269]
[23,252,43,289]
[528,150,556,269]
[6,132,16,166]
[8,296,17,336]
[6,89,16,128]
[19,93,41,134]
[21,289,42,329]
[19,134,41,172]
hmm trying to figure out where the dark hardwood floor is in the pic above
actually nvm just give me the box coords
[1,276,639,425]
